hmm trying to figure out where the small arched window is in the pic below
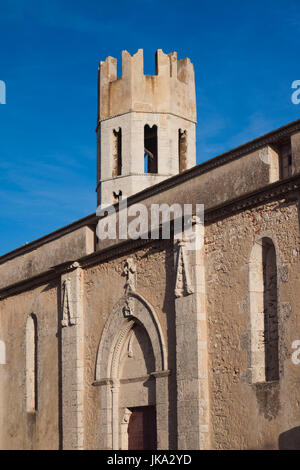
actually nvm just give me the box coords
[25,314,38,412]
[249,237,279,383]
[144,125,158,174]
[178,129,187,173]
[112,128,122,177]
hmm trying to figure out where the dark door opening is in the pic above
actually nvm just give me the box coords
[128,406,157,450]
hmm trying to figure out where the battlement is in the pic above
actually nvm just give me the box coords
[98,49,196,122]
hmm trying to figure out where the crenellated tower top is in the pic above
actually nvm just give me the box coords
[98,49,196,123]
[97,49,197,206]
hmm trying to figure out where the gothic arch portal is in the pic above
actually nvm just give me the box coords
[95,293,169,450]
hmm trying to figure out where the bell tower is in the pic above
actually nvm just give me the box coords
[96,49,196,206]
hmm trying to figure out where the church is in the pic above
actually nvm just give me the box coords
[0,49,299,450]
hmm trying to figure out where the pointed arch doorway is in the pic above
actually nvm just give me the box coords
[95,293,169,450]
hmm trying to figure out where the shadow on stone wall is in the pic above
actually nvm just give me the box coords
[279,427,300,449]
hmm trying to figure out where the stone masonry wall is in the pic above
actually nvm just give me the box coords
[206,197,300,449]
[0,282,60,449]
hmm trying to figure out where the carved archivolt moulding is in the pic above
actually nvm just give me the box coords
[95,292,167,381]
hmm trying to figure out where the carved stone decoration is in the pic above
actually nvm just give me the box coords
[61,279,77,327]
[122,407,132,424]
[279,265,289,283]
[120,408,132,450]
[122,297,135,318]
[124,258,137,293]
[175,241,194,298]
[67,261,80,271]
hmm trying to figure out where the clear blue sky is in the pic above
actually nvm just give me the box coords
[0,0,299,255]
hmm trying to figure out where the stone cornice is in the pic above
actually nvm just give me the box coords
[2,118,300,264]
[78,237,168,269]
[92,370,171,387]
[0,268,59,300]
[121,118,300,207]
[0,238,165,300]
[1,174,299,299]
[0,213,97,264]
[205,173,300,223]
[97,110,197,125]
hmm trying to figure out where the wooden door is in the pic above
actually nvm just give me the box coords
[128,406,157,450]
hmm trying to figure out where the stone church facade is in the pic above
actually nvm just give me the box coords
[0,49,300,450]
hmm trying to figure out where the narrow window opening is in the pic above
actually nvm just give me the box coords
[26,314,38,412]
[144,125,158,174]
[262,238,279,382]
[249,238,279,383]
[178,129,187,173]
[113,129,122,177]
[279,139,292,179]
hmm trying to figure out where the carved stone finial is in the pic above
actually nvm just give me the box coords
[124,258,137,294]
[61,279,77,327]
[71,261,80,269]
[65,261,80,272]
